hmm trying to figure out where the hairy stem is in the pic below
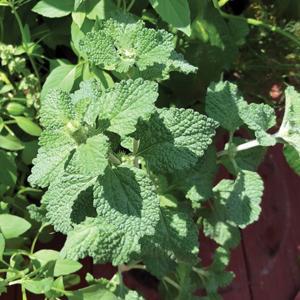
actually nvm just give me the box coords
[21,285,27,300]
[217,132,279,158]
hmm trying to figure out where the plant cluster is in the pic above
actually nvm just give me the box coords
[0,0,300,299]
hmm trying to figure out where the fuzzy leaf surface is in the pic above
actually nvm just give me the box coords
[172,147,217,207]
[80,19,174,73]
[44,134,109,233]
[93,166,160,239]
[97,79,158,136]
[239,103,276,146]
[141,207,199,278]
[205,81,244,132]
[29,129,77,188]
[136,108,218,172]
[61,217,140,265]
[214,170,264,228]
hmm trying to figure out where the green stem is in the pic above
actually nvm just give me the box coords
[9,3,41,89]
[21,285,27,300]
[4,120,17,125]
[17,186,42,195]
[217,139,257,157]
[30,223,48,254]
[126,0,136,11]
[4,124,15,136]
[117,266,126,295]
[0,259,10,268]
[163,276,180,290]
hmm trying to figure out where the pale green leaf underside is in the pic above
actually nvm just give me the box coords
[136,108,218,172]
[278,86,300,154]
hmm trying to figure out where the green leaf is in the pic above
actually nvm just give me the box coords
[68,283,117,300]
[205,81,244,132]
[14,116,42,136]
[21,140,39,165]
[0,117,3,132]
[175,264,198,299]
[62,217,140,265]
[172,147,217,207]
[190,0,239,81]
[202,214,240,249]
[29,130,77,188]
[93,166,160,239]
[194,248,234,297]
[239,103,276,146]
[33,249,60,265]
[283,145,300,175]
[23,278,53,294]
[227,18,249,46]
[141,207,199,278]
[45,134,109,233]
[33,249,82,276]
[41,64,78,100]
[54,258,82,276]
[97,79,158,136]
[32,0,74,18]
[0,150,17,187]
[0,134,24,151]
[136,108,218,172]
[80,18,193,78]
[149,0,191,35]
[85,0,117,20]
[0,214,31,239]
[0,234,5,260]
[214,170,264,228]
[5,102,26,116]
[45,277,65,299]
